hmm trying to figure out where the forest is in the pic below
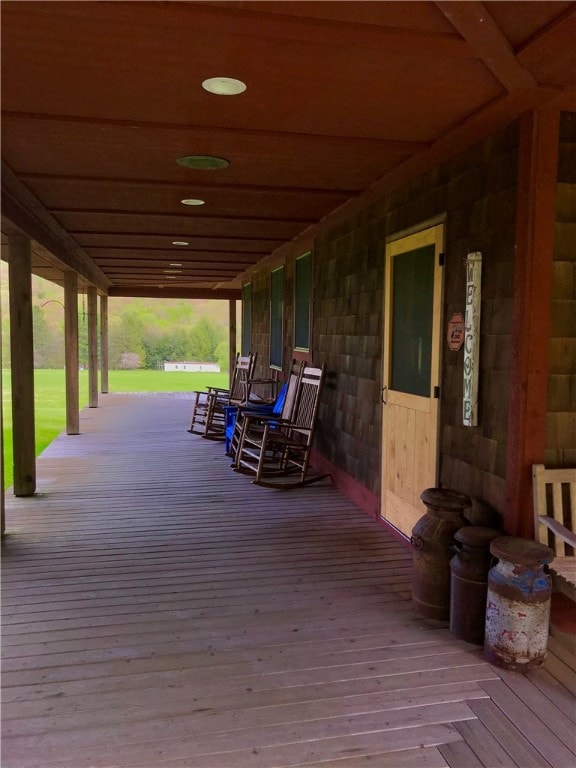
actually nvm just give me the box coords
[0,263,231,370]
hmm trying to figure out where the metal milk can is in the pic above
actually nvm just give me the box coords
[449,526,501,644]
[411,487,471,621]
[484,536,555,671]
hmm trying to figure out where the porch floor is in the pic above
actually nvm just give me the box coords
[1,393,574,768]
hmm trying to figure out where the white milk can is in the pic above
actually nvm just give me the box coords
[484,536,554,671]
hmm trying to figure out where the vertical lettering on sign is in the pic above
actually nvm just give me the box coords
[463,252,482,426]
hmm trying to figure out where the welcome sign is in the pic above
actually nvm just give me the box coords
[463,252,482,427]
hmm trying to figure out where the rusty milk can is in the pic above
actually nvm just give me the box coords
[484,536,555,671]
[411,487,471,620]
[449,526,501,644]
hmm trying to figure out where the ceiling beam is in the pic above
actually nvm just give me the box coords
[22,173,359,198]
[1,162,111,291]
[516,7,576,67]
[435,1,536,93]
[109,287,241,300]
[107,272,241,279]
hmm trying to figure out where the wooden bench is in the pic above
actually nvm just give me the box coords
[532,464,576,600]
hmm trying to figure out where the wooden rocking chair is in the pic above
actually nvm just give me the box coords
[228,360,305,464]
[188,352,256,438]
[234,364,328,489]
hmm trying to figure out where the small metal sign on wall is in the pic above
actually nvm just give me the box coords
[447,312,465,352]
[463,252,482,426]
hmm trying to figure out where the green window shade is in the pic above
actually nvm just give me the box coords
[241,283,252,355]
[294,252,312,351]
[391,244,434,397]
[270,267,284,369]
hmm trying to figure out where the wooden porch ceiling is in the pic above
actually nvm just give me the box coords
[1,1,575,298]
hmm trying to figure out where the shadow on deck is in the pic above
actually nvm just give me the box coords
[1,394,574,767]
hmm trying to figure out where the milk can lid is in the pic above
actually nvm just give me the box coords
[420,487,472,510]
[455,526,501,548]
[489,536,555,566]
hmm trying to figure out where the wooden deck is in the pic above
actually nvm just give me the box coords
[1,393,575,768]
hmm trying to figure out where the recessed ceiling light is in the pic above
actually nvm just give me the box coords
[202,77,246,95]
[169,262,183,267]
[181,198,205,206]
[163,269,182,274]
[165,275,176,280]
[172,240,189,246]
[177,155,230,170]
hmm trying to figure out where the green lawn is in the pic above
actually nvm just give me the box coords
[1,369,229,489]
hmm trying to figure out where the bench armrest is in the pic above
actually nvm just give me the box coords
[537,516,576,549]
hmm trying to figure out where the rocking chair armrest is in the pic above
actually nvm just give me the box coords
[244,413,293,427]
[245,376,279,404]
[207,386,230,395]
[247,377,277,385]
[236,404,275,417]
[222,402,274,416]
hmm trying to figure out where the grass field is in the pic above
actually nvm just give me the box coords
[1,369,228,489]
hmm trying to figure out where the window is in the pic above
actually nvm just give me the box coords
[269,267,284,369]
[294,252,312,351]
[241,282,252,355]
[391,244,435,397]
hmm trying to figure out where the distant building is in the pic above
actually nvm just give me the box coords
[164,361,220,373]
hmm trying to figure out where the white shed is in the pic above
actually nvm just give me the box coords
[164,362,220,372]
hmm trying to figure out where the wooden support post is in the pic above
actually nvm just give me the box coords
[8,235,36,496]
[229,299,237,389]
[100,294,109,394]
[87,286,98,408]
[505,109,560,537]
[1,292,4,534]
[64,271,80,435]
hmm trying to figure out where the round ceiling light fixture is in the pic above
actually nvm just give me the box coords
[180,198,205,206]
[177,155,230,170]
[202,77,246,95]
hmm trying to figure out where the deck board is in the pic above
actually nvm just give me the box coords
[2,393,575,768]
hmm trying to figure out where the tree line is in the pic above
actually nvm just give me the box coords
[1,271,230,371]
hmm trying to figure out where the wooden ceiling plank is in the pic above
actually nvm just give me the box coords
[86,247,270,257]
[94,264,255,273]
[2,2,472,59]
[2,112,430,153]
[21,173,359,198]
[71,231,284,244]
[92,255,256,265]
[263,82,564,271]
[435,1,537,93]
[516,8,576,66]
[50,208,317,225]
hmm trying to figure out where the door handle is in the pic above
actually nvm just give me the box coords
[381,386,387,405]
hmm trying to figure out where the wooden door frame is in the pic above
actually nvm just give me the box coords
[381,216,446,534]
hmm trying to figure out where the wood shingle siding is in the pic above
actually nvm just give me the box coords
[546,113,576,467]
[306,123,520,516]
